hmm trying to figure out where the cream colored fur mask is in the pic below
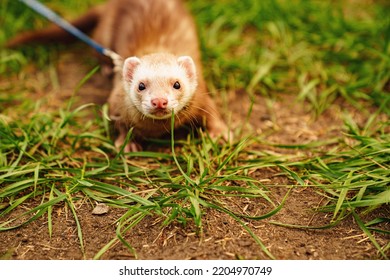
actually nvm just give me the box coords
[122,54,198,120]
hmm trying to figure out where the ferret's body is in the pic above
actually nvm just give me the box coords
[93,0,201,62]
[7,0,229,151]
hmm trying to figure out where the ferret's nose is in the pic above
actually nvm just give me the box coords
[151,98,168,109]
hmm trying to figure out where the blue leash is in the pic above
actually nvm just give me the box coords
[19,0,123,66]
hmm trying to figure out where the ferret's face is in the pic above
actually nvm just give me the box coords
[122,54,198,120]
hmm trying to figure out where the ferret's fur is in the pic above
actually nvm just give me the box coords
[6,0,229,151]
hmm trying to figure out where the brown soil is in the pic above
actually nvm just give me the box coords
[0,49,389,260]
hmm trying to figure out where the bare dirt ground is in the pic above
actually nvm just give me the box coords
[0,49,389,260]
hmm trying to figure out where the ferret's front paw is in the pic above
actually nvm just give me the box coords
[114,135,142,153]
[208,121,233,143]
[125,142,142,153]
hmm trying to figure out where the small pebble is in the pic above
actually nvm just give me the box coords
[92,203,109,215]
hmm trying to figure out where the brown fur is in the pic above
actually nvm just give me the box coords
[7,0,229,151]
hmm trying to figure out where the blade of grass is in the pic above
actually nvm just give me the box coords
[352,211,388,259]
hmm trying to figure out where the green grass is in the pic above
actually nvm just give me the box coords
[270,115,390,258]
[1,0,389,259]
[192,0,390,115]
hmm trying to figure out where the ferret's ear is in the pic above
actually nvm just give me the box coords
[123,56,141,82]
[177,56,196,80]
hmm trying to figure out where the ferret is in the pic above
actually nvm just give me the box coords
[6,0,230,151]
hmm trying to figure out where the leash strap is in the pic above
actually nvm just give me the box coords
[19,0,123,66]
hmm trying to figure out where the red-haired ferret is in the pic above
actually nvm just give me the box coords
[6,0,230,151]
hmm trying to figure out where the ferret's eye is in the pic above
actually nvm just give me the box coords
[138,82,146,91]
[173,81,181,90]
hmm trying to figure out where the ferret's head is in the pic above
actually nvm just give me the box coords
[122,53,198,120]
